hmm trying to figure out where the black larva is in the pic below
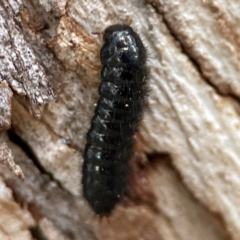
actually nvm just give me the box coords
[82,24,148,215]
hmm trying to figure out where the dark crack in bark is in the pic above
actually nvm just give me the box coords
[0,136,98,240]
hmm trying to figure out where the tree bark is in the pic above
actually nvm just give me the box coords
[0,0,239,239]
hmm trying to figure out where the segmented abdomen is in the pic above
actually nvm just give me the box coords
[82,24,147,215]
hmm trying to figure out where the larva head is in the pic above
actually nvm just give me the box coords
[101,24,146,67]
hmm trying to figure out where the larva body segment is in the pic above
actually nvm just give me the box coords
[82,24,148,215]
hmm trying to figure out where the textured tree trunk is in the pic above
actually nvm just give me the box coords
[0,0,239,239]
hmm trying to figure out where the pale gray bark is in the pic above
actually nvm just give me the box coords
[0,0,239,239]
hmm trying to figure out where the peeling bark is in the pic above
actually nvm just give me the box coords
[0,0,54,117]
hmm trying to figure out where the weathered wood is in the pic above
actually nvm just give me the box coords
[0,0,239,239]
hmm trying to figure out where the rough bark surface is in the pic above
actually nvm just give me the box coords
[0,0,239,239]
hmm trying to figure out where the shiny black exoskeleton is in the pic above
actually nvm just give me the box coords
[82,24,148,215]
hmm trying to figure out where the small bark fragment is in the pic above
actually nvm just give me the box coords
[0,135,24,179]
[0,81,12,131]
